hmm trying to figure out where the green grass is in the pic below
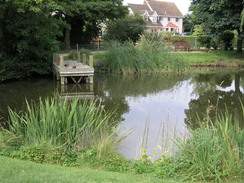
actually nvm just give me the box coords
[0,156,172,183]
[179,50,244,65]
[1,95,122,166]
[175,108,244,182]
[103,32,189,74]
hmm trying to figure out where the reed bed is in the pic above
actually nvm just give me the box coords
[6,95,118,151]
[174,108,244,182]
[105,32,189,74]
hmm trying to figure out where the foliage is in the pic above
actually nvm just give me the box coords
[104,32,189,74]
[105,15,146,43]
[54,0,128,46]
[192,25,204,36]
[174,109,244,182]
[0,0,62,81]
[183,14,194,33]
[221,30,235,50]
[6,96,118,149]
[190,0,243,52]
[197,35,217,49]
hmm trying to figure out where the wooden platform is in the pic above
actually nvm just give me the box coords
[53,53,94,85]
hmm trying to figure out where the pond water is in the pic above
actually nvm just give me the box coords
[0,70,244,160]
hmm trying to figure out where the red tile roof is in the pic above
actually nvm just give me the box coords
[165,22,178,27]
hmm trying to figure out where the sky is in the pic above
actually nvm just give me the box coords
[123,0,191,15]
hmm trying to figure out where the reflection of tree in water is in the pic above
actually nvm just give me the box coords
[95,74,190,122]
[186,71,244,129]
[0,78,56,124]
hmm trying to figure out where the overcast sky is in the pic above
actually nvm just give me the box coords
[123,0,191,15]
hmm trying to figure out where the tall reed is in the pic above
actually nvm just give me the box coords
[174,108,244,182]
[105,32,189,74]
[7,95,118,150]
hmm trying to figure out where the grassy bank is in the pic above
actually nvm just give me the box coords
[1,94,243,182]
[179,50,244,66]
[0,156,168,183]
[102,32,189,74]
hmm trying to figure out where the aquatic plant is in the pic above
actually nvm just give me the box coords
[174,107,244,182]
[5,95,120,153]
[104,32,189,74]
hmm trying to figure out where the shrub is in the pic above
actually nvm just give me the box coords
[221,30,234,50]
[197,35,217,49]
[104,15,146,43]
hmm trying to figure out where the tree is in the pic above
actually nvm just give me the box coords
[53,0,128,49]
[0,0,62,81]
[105,15,145,43]
[221,30,235,50]
[183,14,194,33]
[190,0,244,53]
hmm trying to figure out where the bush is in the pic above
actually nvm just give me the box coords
[221,30,234,50]
[0,5,61,81]
[197,36,217,49]
[104,15,146,43]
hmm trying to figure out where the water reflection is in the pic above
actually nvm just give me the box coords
[186,71,244,129]
[60,84,94,100]
[0,70,243,159]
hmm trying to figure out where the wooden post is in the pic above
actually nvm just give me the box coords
[89,55,93,67]
[77,52,80,62]
[82,54,86,65]
[60,56,64,68]
[61,77,65,85]
[72,52,76,60]
[56,54,60,65]
[89,76,93,84]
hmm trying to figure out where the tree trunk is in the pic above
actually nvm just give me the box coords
[235,73,241,94]
[236,30,243,53]
[236,38,243,53]
[64,28,71,50]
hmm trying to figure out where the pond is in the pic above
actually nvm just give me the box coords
[0,70,244,160]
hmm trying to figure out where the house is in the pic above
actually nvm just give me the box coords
[128,0,183,34]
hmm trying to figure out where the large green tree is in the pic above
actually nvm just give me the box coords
[0,0,61,81]
[53,0,128,49]
[190,0,244,53]
[0,0,128,81]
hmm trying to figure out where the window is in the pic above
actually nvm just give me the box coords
[144,15,149,22]
[168,17,171,22]
[160,28,163,31]
[166,28,169,31]
[171,28,174,32]
[176,18,179,22]
[159,17,163,21]
[153,16,157,22]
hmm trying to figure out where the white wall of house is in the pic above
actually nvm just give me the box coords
[161,17,183,34]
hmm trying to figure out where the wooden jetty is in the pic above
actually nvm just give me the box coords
[53,52,94,85]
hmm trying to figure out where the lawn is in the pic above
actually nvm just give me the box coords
[0,156,179,183]
[179,50,244,65]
